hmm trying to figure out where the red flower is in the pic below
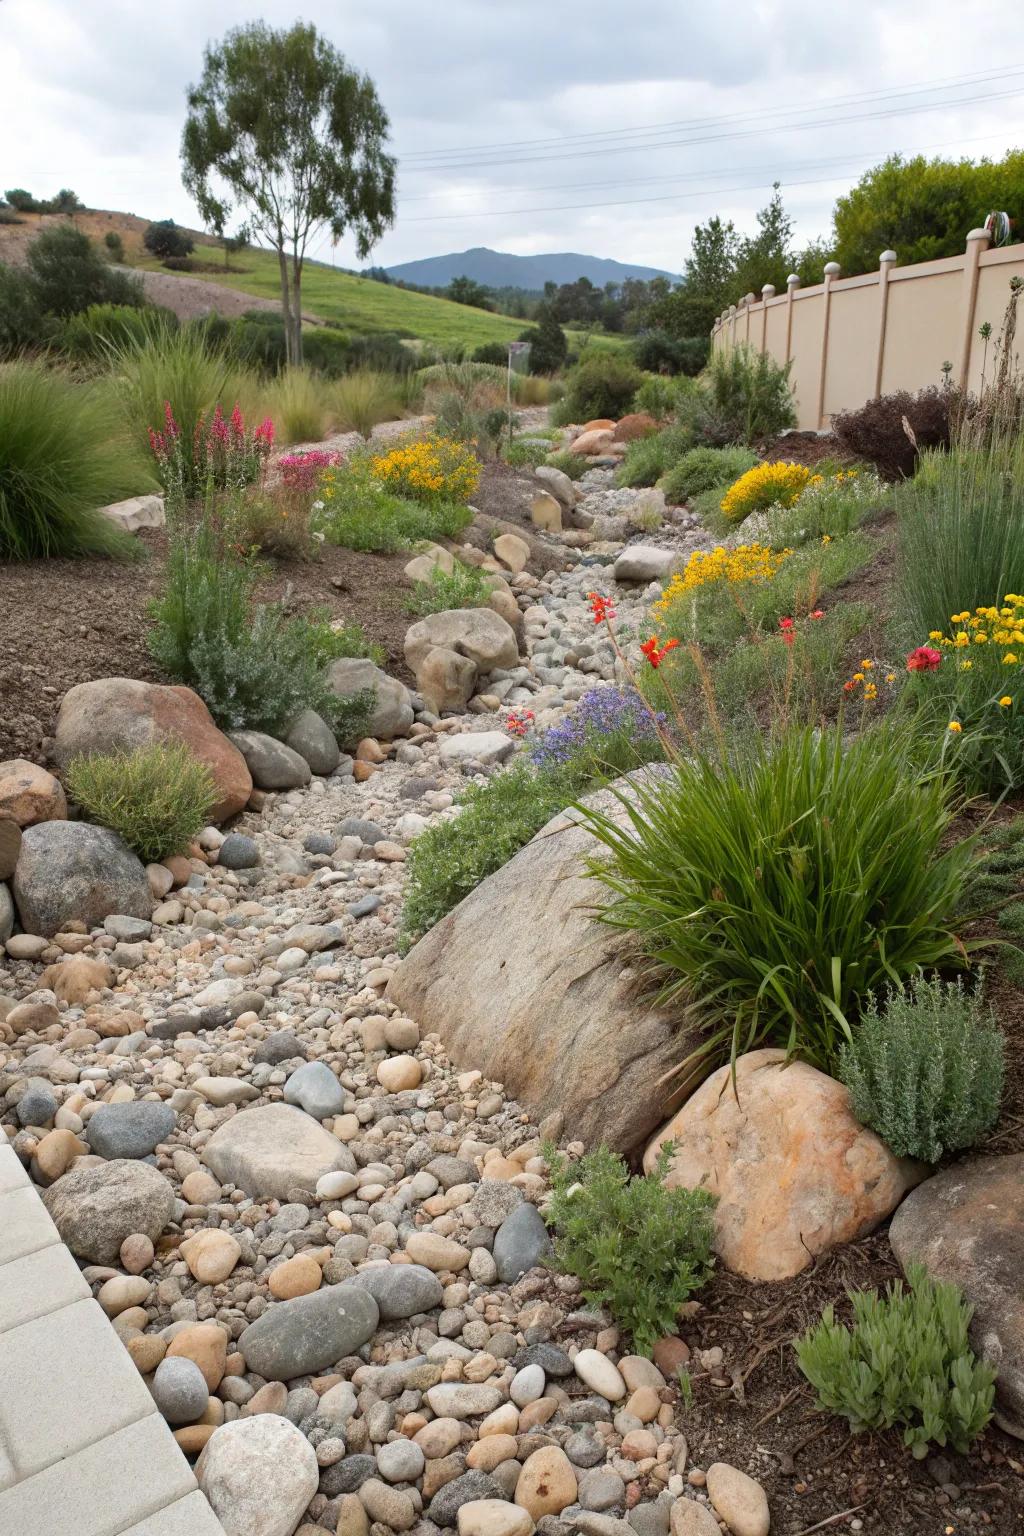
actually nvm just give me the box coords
[640,636,680,669]
[504,707,535,738]
[779,616,795,647]
[810,609,824,620]
[588,591,616,625]
[907,646,942,673]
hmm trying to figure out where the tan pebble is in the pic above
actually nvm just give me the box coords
[481,1158,520,1182]
[173,1423,216,1455]
[336,1492,370,1536]
[352,760,376,783]
[518,1398,557,1431]
[120,1234,156,1275]
[32,1128,87,1183]
[479,1403,519,1437]
[705,1462,769,1536]
[180,1229,242,1285]
[127,1334,167,1374]
[377,1055,423,1093]
[514,1445,577,1518]
[97,1275,151,1317]
[467,1434,518,1471]
[166,1323,228,1391]
[333,1115,360,1142]
[245,1381,289,1416]
[626,1387,661,1424]
[181,1170,221,1205]
[269,1253,322,1300]
[670,1500,720,1536]
[199,1396,225,1427]
[413,1417,463,1458]
[223,1352,246,1378]
[458,1501,534,1536]
[355,738,386,763]
[405,1232,469,1271]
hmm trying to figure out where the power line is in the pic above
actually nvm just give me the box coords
[397,65,1024,171]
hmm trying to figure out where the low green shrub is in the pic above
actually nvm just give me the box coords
[767,467,888,546]
[302,327,352,378]
[615,424,695,489]
[400,763,574,947]
[66,742,216,863]
[60,302,177,361]
[103,231,125,263]
[838,976,1003,1162]
[406,560,493,615]
[581,723,982,1073]
[699,344,796,445]
[661,445,759,505]
[503,438,549,469]
[0,265,53,355]
[796,1266,995,1458]
[315,462,473,553]
[472,341,510,366]
[149,506,371,742]
[632,330,708,377]
[632,374,684,420]
[544,1143,716,1357]
[346,332,417,374]
[0,361,152,560]
[25,223,143,317]
[544,448,588,481]
[563,353,643,422]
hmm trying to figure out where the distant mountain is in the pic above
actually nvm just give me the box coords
[385,247,678,291]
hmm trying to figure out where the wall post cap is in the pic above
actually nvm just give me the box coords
[761,283,776,296]
[966,227,992,242]
[879,249,897,263]
[823,261,841,277]
[786,273,800,287]
[745,292,757,303]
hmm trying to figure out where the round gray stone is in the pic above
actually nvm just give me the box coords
[218,834,260,871]
[283,1061,345,1120]
[376,1437,426,1483]
[471,1180,524,1227]
[153,1355,208,1425]
[42,1159,175,1264]
[255,1030,305,1066]
[226,730,311,791]
[428,1471,507,1526]
[238,1284,379,1381]
[12,821,151,938]
[340,1263,443,1321]
[0,882,13,944]
[493,1201,553,1283]
[285,710,341,777]
[16,1078,57,1128]
[85,1101,176,1160]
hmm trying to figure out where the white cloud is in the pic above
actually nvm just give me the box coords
[1,0,1020,274]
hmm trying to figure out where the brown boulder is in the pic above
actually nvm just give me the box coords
[0,759,67,827]
[890,1155,1024,1438]
[388,780,703,1154]
[644,1049,925,1281]
[39,956,113,1005]
[570,429,615,457]
[0,816,21,881]
[53,678,251,822]
[581,418,617,433]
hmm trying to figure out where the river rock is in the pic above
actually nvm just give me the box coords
[890,1153,1024,1438]
[341,1263,444,1320]
[0,880,13,943]
[388,780,701,1154]
[644,1048,924,1281]
[515,1446,577,1518]
[285,709,340,776]
[203,1103,354,1200]
[227,730,312,791]
[238,1285,379,1380]
[459,1501,534,1536]
[181,1229,243,1285]
[0,759,67,826]
[283,1060,345,1120]
[493,1203,552,1282]
[42,1159,175,1263]
[85,1101,176,1159]
[326,659,414,741]
[197,1415,319,1536]
[705,1463,769,1536]
[415,647,479,714]
[53,677,251,821]
[153,1356,209,1426]
[439,732,516,768]
[13,820,151,937]
[405,609,519,674]
[534,465,578,510]
[612,546,677,584]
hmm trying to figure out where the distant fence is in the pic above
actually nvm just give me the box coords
[710,230,1024,430]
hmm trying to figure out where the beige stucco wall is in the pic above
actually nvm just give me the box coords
[711,233,1024,430]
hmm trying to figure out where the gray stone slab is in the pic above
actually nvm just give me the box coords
[0,1435,15,1494]
[118,1490,226,1535]
[0,1141,29,1193]
[0,1184,60,1265]
[0,1415,196,1536]
[0,1242,90,1333]
[0,1298,155,1477]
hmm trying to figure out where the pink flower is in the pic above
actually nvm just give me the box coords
[907,646,942,673]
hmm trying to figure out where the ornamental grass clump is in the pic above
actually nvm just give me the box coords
[719,460,816,523]
[795,1266,995,1458]
[838,975,1004,1162]
[406,560,493,616]
[544,1143,716,1357]
[66,742,217,863]
[579,722,982,1073]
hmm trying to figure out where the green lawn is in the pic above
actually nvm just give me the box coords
[133,246,626,353]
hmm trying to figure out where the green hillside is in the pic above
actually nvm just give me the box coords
[133,245,626,352]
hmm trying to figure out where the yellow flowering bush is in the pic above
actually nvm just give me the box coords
[653,543,791,617]
[720,461,818,523]
[369,434,480,508]
[906,597,1024,793]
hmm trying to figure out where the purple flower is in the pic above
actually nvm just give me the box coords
[530,687,664,771]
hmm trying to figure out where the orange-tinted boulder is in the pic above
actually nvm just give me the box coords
[569,429,615,457]
[54,679,251,822]
[581,418,617,433]
[0,759,67,827]
[615,413,660,442]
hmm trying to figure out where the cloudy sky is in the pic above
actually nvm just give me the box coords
[3,0,1022,277]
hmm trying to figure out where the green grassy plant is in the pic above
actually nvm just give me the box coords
[315,461,473,553]
[580,722,982,1073]
[544,1143,716,1357]
[329,369,400,438]
[66,742,217,862]
[615,424,695,488]
[796,1266,995,1458]
[261,368,326,444]
[406,560,493,615]
[111,322,257,455]
[545,448,588,481]
[700,343,796,444]
[0,361,153,560]
[661,445,759,505]
[838,975,1003,1162]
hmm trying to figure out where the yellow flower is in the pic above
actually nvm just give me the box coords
[860,659,874,670]
[974,633,989,644]
[959,660,973,671]
[1005,653,1019,665]
[1000,696,1013,707]
[853,673,864,683]
[719,461,814,522]
[821,534,833,545]
[886,672,896,683]
[928,631,944,641]
[863,683,878,701]
[948,722,963,733]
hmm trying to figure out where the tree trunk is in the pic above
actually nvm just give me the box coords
[277,246,298,368]
[290,254,304,368]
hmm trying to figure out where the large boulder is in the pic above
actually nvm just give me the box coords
[284,710,340,776]
[890,1155,1024,1438]
[53,678,251,822]
[13,821,151,937]
[203,1103,355,1200]
[197,1415,319,1536]
[238,1285,380,1380]
[613,545,678,584]
[644,1048,925,1281]
[227,730,311,791]
[534,465,579,510]
[325,658,413,741]
[415,648,478,714]
[570,429,615,457]
[0,759,67,827]
[42,1159,175,1264]
[387,784,702,1154]
[405,608,519,675]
